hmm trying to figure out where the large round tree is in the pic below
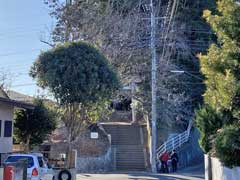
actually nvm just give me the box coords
[30,41,119,105]
[30,41,119,166]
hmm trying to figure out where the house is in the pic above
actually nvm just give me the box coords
[0,88,34,163]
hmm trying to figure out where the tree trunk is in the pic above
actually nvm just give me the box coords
[24,135,31,152]
[66,130,72,168]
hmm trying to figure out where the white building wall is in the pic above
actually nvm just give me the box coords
[205,155,240,180]
[0,168,3,179]
[0,102,14,154]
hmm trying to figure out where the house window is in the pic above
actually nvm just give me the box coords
[4,121,12,137]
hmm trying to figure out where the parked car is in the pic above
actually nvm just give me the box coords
[5,153,54,180]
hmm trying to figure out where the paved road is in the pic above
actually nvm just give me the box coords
[77,164,205,180]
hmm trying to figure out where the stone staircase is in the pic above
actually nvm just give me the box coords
[102,123,147,171]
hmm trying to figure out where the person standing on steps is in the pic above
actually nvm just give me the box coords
[161,151,169,173]
[171,150,179,172]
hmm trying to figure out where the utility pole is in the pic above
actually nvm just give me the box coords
[131,81,136,123]
[150,0,157,173]
[66,0,72,5]
[65,0,72,41]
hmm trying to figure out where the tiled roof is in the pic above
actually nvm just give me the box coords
[0,87,9,99]
[0,88,34,109]
[7,90,34,103]
[0,96,35,109]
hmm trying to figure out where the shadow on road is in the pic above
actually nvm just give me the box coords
[123,163,205,180]
[77,164,205,180]
[127,172,204,180]
[128,174,191,180]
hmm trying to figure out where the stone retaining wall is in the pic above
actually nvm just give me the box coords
[77,148,112,173]
[177,128,204,168]
[205,155,240,180]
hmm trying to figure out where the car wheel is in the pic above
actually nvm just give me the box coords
[58,169,72,180]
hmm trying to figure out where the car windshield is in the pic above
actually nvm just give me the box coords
[5,156,34,168]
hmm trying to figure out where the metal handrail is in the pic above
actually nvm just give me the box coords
[156,120,193,158]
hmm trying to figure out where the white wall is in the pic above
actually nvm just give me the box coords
[0,167,3,179]
[0,102,14,154]
[205,155,240,180]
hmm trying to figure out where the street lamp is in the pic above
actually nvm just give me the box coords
[170,70,204,81]
[170,70,184,73]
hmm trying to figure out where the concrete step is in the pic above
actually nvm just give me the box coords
[116,154,145,158]
[117,161,145,165]
[116,156,145,160]
[116,165,146,170]
[116,159,145,163]
[117,150,144,152]
[117,164,145,167]
[108,141,142,146]
[116,154,145,157]
[116,160,145,163]
[115,149,144,153]
[102,123,147,171]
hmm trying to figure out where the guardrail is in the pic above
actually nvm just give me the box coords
[156,120,193,158]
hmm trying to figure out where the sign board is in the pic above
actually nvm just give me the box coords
[90,132,99,139]
[60,153,66,159]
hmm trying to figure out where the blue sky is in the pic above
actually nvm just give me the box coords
[0,0,54,96]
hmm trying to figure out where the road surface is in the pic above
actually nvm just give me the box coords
[77,164,205,180]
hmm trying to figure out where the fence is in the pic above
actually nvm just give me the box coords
[156,120,193,158]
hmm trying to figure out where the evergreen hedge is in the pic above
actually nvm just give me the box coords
[196,0,240,168]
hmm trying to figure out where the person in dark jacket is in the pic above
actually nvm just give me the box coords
[171,150,179,172]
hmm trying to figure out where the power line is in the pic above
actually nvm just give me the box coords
[160,0,179,63]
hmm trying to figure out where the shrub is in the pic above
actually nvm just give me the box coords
[195,105,223,153]
[215,125,240,168]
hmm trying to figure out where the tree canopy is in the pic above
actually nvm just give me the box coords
[196,0,240,167]
[14,98,57,151]
[30,41,119,149]
[30,41,119,105]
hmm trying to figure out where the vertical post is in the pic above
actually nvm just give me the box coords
[108,134,112,145]
[131,81,136,123]
[70,149,77,169]
[113,148,117,171]
[146,113,152,167]
[178,134,180,147]
[179,134,182,145]
[66,0,72,5]
[150,0,157,173]
[172,138,175,150]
